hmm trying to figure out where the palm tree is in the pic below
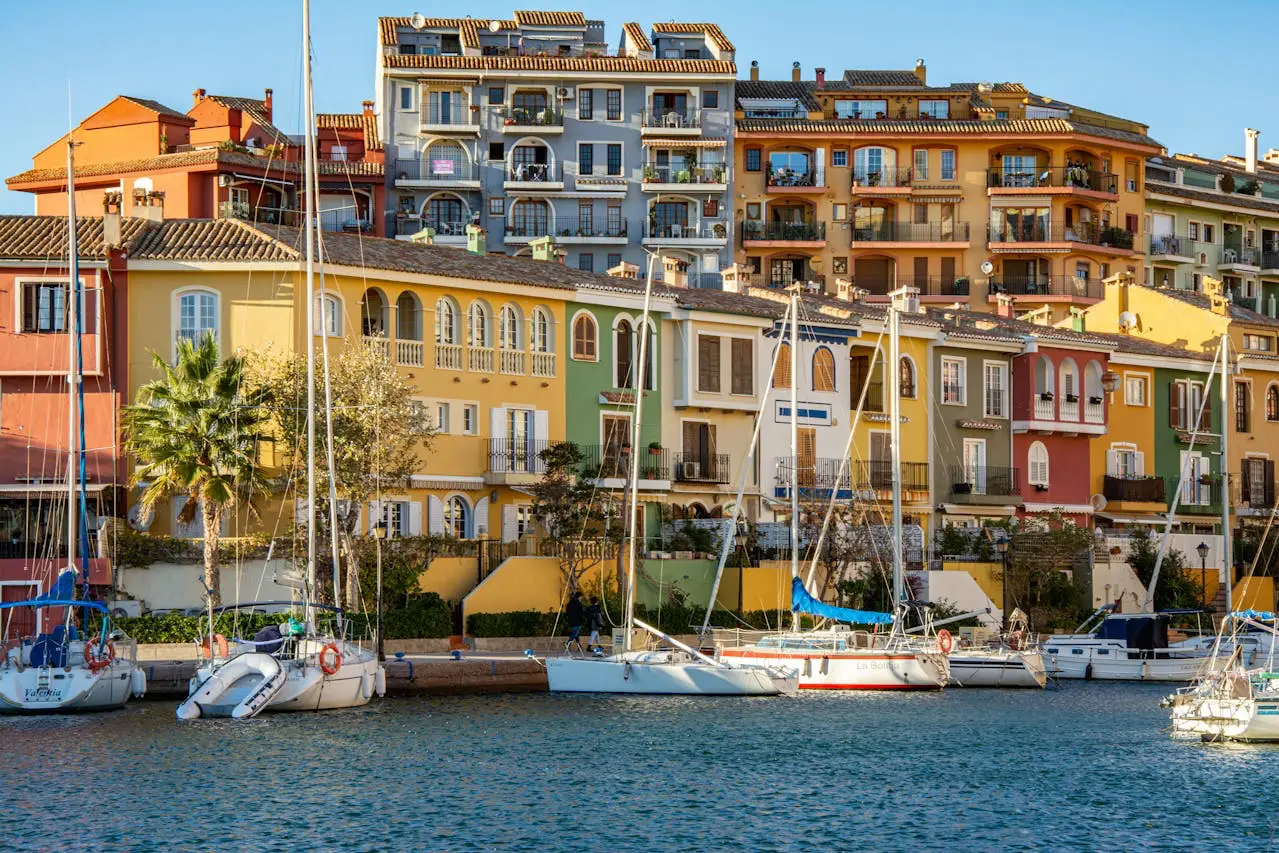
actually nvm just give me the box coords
[122,336,270,607]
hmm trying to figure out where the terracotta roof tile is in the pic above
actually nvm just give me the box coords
[621,22,651,53]
[383,54,734,74]
[512,10,587,27]
[378,17,515,46]
[651,22,734,51]
[0,215,150,260]
[6,149,296,187]
[130,219,296,262]
[316,112,381,150]
[1153,286,1279,328]
[735,80,819,111]
[206,94,287,143]
[121,96,195,123]
[1147,180,1279,215]
[734,116,1160,148]
[841,69,923,87]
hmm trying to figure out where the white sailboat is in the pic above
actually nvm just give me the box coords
[946,609,1047,689]
[0,137,146,712]
[178,0,383,719]
[716,287,949,690]
[546,257,795,696]
[1166,610,1279,742]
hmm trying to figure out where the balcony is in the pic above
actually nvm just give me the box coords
[435,342,463,371]
[850,221,970,246]
[217,201,302,227]
[578,445,672,484]
[641,108,701,135]
[948,465,1021,502]
[551,218,629,244]
[990,275,1102,300]
[672,452,730,484]
[1019,392,1105,435]
[487,438,549,484]
[1219,246,1260,272]
[531,351,556,378]
[500,106,564,133]
[987,166,1118,197]
[766,168,824,194]
[1085,398,1104,424]
[363,335,390,359]
[393,158,481,188]
[642,162,729,191]
[504,162,563,190]
[851,167,912,193]
[499,349,526,375]
[899,276,971,298]
[741,220,827,247]
[395,340,425,367]
[1261,250,1279,273]
[642,221,728,246]
[469,346,494,373]
[419,104,480,134]
[1033,395,1055,420]
[1103,475,1167,505]
[987,222,1136,253]
[502,221,555,243]
[397,217,470,244]
[1149,234,1196,264]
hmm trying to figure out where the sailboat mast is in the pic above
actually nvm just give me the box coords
[65,138,79,577]
[887,297,904,607]
[1221,332,1233,616]
[789,287,800,630]
[621,255,656,653]
[301,0,318,612]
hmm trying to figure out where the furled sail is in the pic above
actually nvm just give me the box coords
[790,577,892,625]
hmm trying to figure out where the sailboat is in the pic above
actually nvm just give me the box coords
[177,0,383,719]
[945,608,1047,688]
[545,257,795,696]
[1166,609,1279,742]
[716,287,949,690]
[0,136,146,712]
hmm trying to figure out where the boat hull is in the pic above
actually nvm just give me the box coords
[1169,695,1279,742]
[719,647,948,690]
[0,659,141,713]
[185,642,383,718]
[949,650,1047,688]
[1047,650,1211,681]
[547,652,795,695]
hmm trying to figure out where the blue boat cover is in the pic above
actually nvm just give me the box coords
[0,569,106,612]
[1233,609,1277,622]
[790,577,893,625]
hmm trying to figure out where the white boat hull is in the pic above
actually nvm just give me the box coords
[948,649,1047,688]
[1169,694,1279,742]
[1047,650,1212,681]
[547,651,796,695]
[0,643,143,713]
[720,647,948,690]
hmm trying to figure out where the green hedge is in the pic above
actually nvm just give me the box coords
[466,605,811,638]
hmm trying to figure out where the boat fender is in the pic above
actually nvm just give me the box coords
[200,634,229,659]
[821,656,829,676]
[803,657,811,678]
[84,639,115,673]
[1008,630,1024,651]
[623,661,631,680]
[361,671,373,700]
[130,667,147,697]
[374,666,387,697]
[1084,663,1093,680]
[319,643,342,675]
[937,629,953,655]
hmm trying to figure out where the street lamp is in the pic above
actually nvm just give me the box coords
[996,538,1010,628]
[1196,540,1210,611]
[374,521,389,662]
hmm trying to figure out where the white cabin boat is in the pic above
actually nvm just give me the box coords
[1044,610,1221,681]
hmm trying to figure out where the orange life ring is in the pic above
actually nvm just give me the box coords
[200,633,229,659]
[84,639,115,673]
[319,643,342,675]
[937,629,953,655]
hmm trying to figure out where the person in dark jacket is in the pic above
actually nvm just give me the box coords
[565,591,586,654]
[585,596,605,655]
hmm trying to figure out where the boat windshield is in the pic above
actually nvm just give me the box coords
[755,635,849,652]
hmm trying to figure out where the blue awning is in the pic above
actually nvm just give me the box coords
[791,577,893,625]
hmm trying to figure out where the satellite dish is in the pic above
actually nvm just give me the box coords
[488,19,502,33]
[1118,311,1138,331]
[410,12,426,29]
[980,260,994,276]
[1090,493,1108,512]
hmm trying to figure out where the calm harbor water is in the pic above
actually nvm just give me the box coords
[0,684,1273,852]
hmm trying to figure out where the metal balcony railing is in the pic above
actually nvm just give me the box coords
[1150,234,1193,257]
[987,166,1119,194]
[851,167,912,188]
[1103,475,1167,503]
[949,465,1020,497]
[1220,245,1260,266]
[767,168,823,188]
[643,162,729,184]
[852,222,970,242]
[578,445,672,481]
[507,162,560,182]
[553,218,628,239]
[645,222,726,240]
[672,452,730,483]
[742,221,827,242]
[218,201,302,226]
[503,221,555,240]
[501,106,563,127]
[393,159,480,182]
[987,221,1135,249]
[487,439,550,475]
[641,108,701,129]
[990,276,1102,299]
[420,103,477,127]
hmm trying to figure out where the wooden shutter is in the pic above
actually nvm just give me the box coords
[772,343,791,389]
[21,283,36,332]
[705,423,717,470]
[850,354,869,408]
[1169,382,1182,429]
[698,335,720,392]
[940,257,956,287]
[1267,460,1276,507]
[407,501,424,536]
[1106,449,1120,478]
[1199,388,1211,431]
[682,421,701,457]
[502,505,520,542]
[427,496,445,535]
[473,497,489,537]
[1134,451,1146,477]
[913,257,928,285]
[731,338,753,395]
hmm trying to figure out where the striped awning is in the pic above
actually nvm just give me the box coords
[642,137,728,148]
[415,77,481,86]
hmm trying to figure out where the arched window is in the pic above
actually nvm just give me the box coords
[499,304,521,350]
[510,200,550,237]
[572,312,597,361]
[426,194,466,230]
[615,319,633,388]
[434,297,457,345]
[425,140,466,180]
[444,495,470,539]
[397,293,422,341]
[773,343,792,389]
[812,347,835,392]
[1060,358,1079,401]
[532,307,553,353]
[1268,385,1279,422]
[899,356,916,398]
[361,289,387,337]
[176,289,219,346]
[468,301,490,347]
[1034,355,1055,396]
[314,293,341,337]
[1028,441,1050,487]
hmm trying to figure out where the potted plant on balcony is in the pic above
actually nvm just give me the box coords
[713,222,727,239]
[1034,483,1049,492]
[1065,393,1079,403]
[1089,395,1103,405]
[676,169,691,183]
[643,165,658,183]
[712,164,726,183]
[1040,391,1054,401]
[953,276,970,295]
[952,481,973,495]
[648,441,662,456]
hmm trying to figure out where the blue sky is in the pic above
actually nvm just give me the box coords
[1,0,1275,213]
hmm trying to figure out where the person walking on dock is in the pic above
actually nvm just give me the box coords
[586,596,605,656]
[565,591,586,655]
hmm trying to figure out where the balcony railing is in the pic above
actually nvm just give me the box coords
[1150,234,1193,257]
[501,106,563,127]
[363,335,390,358]
[767,169,823,189]
[990,276,1102,299]
[1084,399,1104,423]
[851,167,912,189]
[507,162,560,183]
[742,221,827,242]
[775,459,929,493]
[949,465,1021,497]
[435,342,463,370]
[393,158,480,182]
[645,222,727,240]
[579,445,672,481]
[1033,395,1055,420]
[1262,250,1279,270]
[420,104,477,127]
[531,351,556,377]
[1103,475,1167,503]
[776,457,851,492]
[503,222,555,240]
[1179,475,1220,509]
[488,438,549,475]
[553,218,628,239]
[852,222,970,243]
[1059,396,1080,421]
[1221,246,1260,266]
[987,222,1135,250]
[673,452,730,484]
[643,163,729,185]
[898,276,971,297]
[987,167,1118,194]
[641,108,700,129]
[218,201,302,226]
[499,349,526,375]
[469,346,495,373]
[396,340,425,367]
[418,218,472,238]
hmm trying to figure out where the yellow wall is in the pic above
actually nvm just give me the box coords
[942,560,1004,607]
[418,556,480,602]
[1234,575,1275,613]
[462,556,564,627]
[740,561,792,613]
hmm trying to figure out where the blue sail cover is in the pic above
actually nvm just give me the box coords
[1233,609,1277,622]
[0,569,105,612]
[791,577,893,625]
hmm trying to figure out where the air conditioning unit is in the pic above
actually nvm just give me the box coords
[556,86,574,99]
[218,174,232,187]
[681,461,701,479]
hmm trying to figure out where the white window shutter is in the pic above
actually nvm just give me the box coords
[367,501,382,534]
[427,495,445,535]
[815,147,826,187]
[533,410,550,473]
[1106,450,1119,478]
[489,407,507,472]
[407,501,423,536]
[1135,451,1146,477]
[473,497,490,537]
[502,505,519,542]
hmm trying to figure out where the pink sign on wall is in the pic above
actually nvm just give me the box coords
[432,159,455,175]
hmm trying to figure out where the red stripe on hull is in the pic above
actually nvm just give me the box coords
[721,652,921,662]
[799,684,939,690]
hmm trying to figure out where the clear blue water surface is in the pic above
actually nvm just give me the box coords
[0,684,1273,852]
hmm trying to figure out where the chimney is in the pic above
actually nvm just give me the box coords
[263,88,273,121]
[529,235,557,262]
[750,60,759,82]
[102,191,123,247]
[192,87,207,107]
[1068,307,1086,333]
[834,278,867,303]
[410,227,435,246]
[1245,127,1260,174]
[607,260,639,279]
[137,190,165,224]
[466,224,487,256]
[362,100,375,118]
[720,263,752,293]
[815,67,826,90]
[791,61,801,83]
[995,293,1015,318]
[662,256,689,287]
[966,276,991,313]
[914,58,926,84]
[1203,275,1230,316]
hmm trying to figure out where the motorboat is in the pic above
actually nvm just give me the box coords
[1044,608,1222,681]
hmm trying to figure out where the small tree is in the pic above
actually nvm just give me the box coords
[996,512,1093,630]
[1126,527,1200,611]
[528,442,616,593]
[801,505,877,602]
[122,337,271,608]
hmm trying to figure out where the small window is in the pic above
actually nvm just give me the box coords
[772,343,792,389]
[702,90,719,109]
[919,99,949,119]
[940,150,956,181]
[606,90,621,121]
[913,149,929,181]
[1267,386,1279,422]
[314,293,341,337]
[488,142,504,160]
[488,197,504,216]
[730,338,753,395]
[488,87,503,105]
[606,144,622,176]
[1028,441,1050,487]
[573,313,597,360]
[399,87,414,110]
[942,357,966,405]
[900,357,916,398]
[831,149,848,168]
[1203,223,1216,243]
[1124,375,1148,406]
[832,203,847,221]
[746,148,761,172]
[20,281,68,333]
[579,143,594,175]
[578,253,594,273]
[745,202,761,220]
[913,203,928,224]
[702,198,719,218]
[1188,222,1200,240]
[983,362,1006,417]
[435,402,451,433]
[812,348,836,392]
[607,253,622,270]
[579,88,593,120]
[698,335,721,393]
[463,404,478,435]
[995,110,1009,120]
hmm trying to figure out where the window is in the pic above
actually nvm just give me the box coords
[444,496,470,539]
[745,148,761,172]
[579,88,593,120]
[488,197,504,216]
[772,343,792,389]
[746,202,761,220]
[1124,374,1148,406]
[900,357,916,398]
[835,99,887,119]
[698,335,721,392]
[995,110,1008,120]
[176,289,218,346]
[615,320,633,388]
[572,313,597,360]
[329,145,347,162]
[606,90,621,121]
[850,354,882,413]
[942,357,966,405]
[983,362,1006,417]
[578,143,594,175]
[813,347,836,392]
[607,253,622,270]
[607,203,622,236]
[1180,451,1211,506]
[1188,221,1200,240]
[731,338,753,395]
[382,501,409,537]
[433,297,457,345]
[702,199,719,218]
[1110,445,1142,479]
[578,253,594,273]
[488,87,503,105]
[1267,386,1279,421]
[531,308,553,354]
[702,90,718,109]
[1244,334,1273,352]
[498,304,520,350]
[1203,223,1215,243]
[314,293,341,336]
[1028,441,1050,487]
[1170,380,1210,431]
[832,203,847,221]
[463,404,478,435]
[913,149,929,181]
[919,99,949,119]
[940,149,956,181]
[1125,214,1139,235]
[913,203,928,225]
[1236,381,1252,433]
[435,402,451,433]
[488,142,505,161]
[606,144,622,176]
[21,281,67,333]
[831,149,848,168]
[399,87,414,110]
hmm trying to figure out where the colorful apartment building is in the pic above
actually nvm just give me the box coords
[732,61,1161,321]
[374,13,736,281]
